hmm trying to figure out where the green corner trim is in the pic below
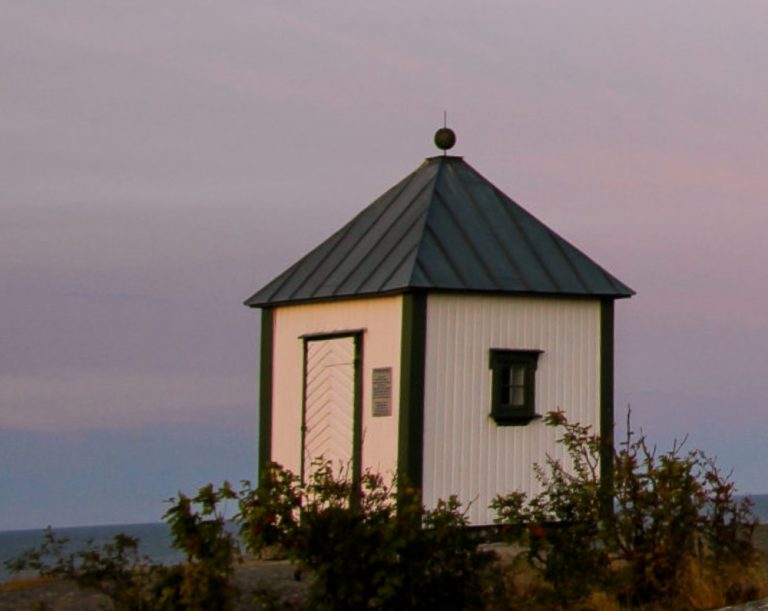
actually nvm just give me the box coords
[299,338,309,482]
[352,333,364,498]
[258,308,274,474]
[398,292,427,488]
[599,299,615,508]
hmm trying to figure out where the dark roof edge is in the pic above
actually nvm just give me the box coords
[466,158,635,298]
[244,286,633,309]
[424,154,464,161]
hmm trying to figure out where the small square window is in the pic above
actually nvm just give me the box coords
[489,350,542,425]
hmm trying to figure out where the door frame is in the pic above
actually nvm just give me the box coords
[300,330,364,488]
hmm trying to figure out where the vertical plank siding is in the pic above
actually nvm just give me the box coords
[271,296,403,478]
[423,294,601,525]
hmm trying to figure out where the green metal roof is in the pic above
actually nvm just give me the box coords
[245,156,633,307]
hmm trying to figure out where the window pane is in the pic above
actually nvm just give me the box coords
[489,350,541,424]
[500,366,511,405]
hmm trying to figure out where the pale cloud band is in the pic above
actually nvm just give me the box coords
[0,372,254,432]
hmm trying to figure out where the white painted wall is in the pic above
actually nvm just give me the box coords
[271,296,403,478]
[422,293,601,525]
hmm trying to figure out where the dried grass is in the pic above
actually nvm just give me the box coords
[0,575,60,593]
[487,549,768,610]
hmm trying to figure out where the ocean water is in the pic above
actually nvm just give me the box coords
[2,495,768,583]
[748,494,768,522]
[0,522,183,583]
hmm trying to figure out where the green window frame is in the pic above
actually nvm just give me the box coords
[489,349,542,425]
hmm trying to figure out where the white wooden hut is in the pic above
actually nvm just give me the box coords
[244,131,633,525]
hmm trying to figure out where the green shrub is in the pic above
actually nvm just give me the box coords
[4,484,241,611]
[609,421,759,607]
[237,465,302,555]
[238,460,495,610]
[492,411,609,606]
[8,412,760,610]
[159,482,240,610]
[492,410,763,609]
[3,527,156,609]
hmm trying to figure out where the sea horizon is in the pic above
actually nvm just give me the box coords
[5,492,768,532]
[0,521,185,582]
[3,494,768,582]
[0,520,163,534]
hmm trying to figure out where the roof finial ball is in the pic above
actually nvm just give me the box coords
[434,126,456,154]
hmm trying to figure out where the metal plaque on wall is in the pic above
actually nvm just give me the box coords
[372,367,392,417]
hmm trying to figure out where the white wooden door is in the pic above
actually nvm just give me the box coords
[303,336,358,482]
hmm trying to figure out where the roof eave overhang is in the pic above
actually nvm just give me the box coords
[244,286,634,309]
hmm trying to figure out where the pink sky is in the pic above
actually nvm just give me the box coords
[2,1,768,529]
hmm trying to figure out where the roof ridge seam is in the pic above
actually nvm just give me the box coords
[252,225,348,304]
[246,156,634,306]
[376,243,420,291]
[342,171,436,295]
[308,168,422,299]
[285,222,356,301]
[545,226,593,293]
[412,257,435,287]
[489,182,563,292]
[443,161,527,290]
[527,211,633,296]
[432,187,501,289]
[422,222,469,287]
[407,158,447,287]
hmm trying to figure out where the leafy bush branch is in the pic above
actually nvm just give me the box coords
[5,410,763,610]
[4,485,241,611]
[238,459,496,610]
[492,409,763,609]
